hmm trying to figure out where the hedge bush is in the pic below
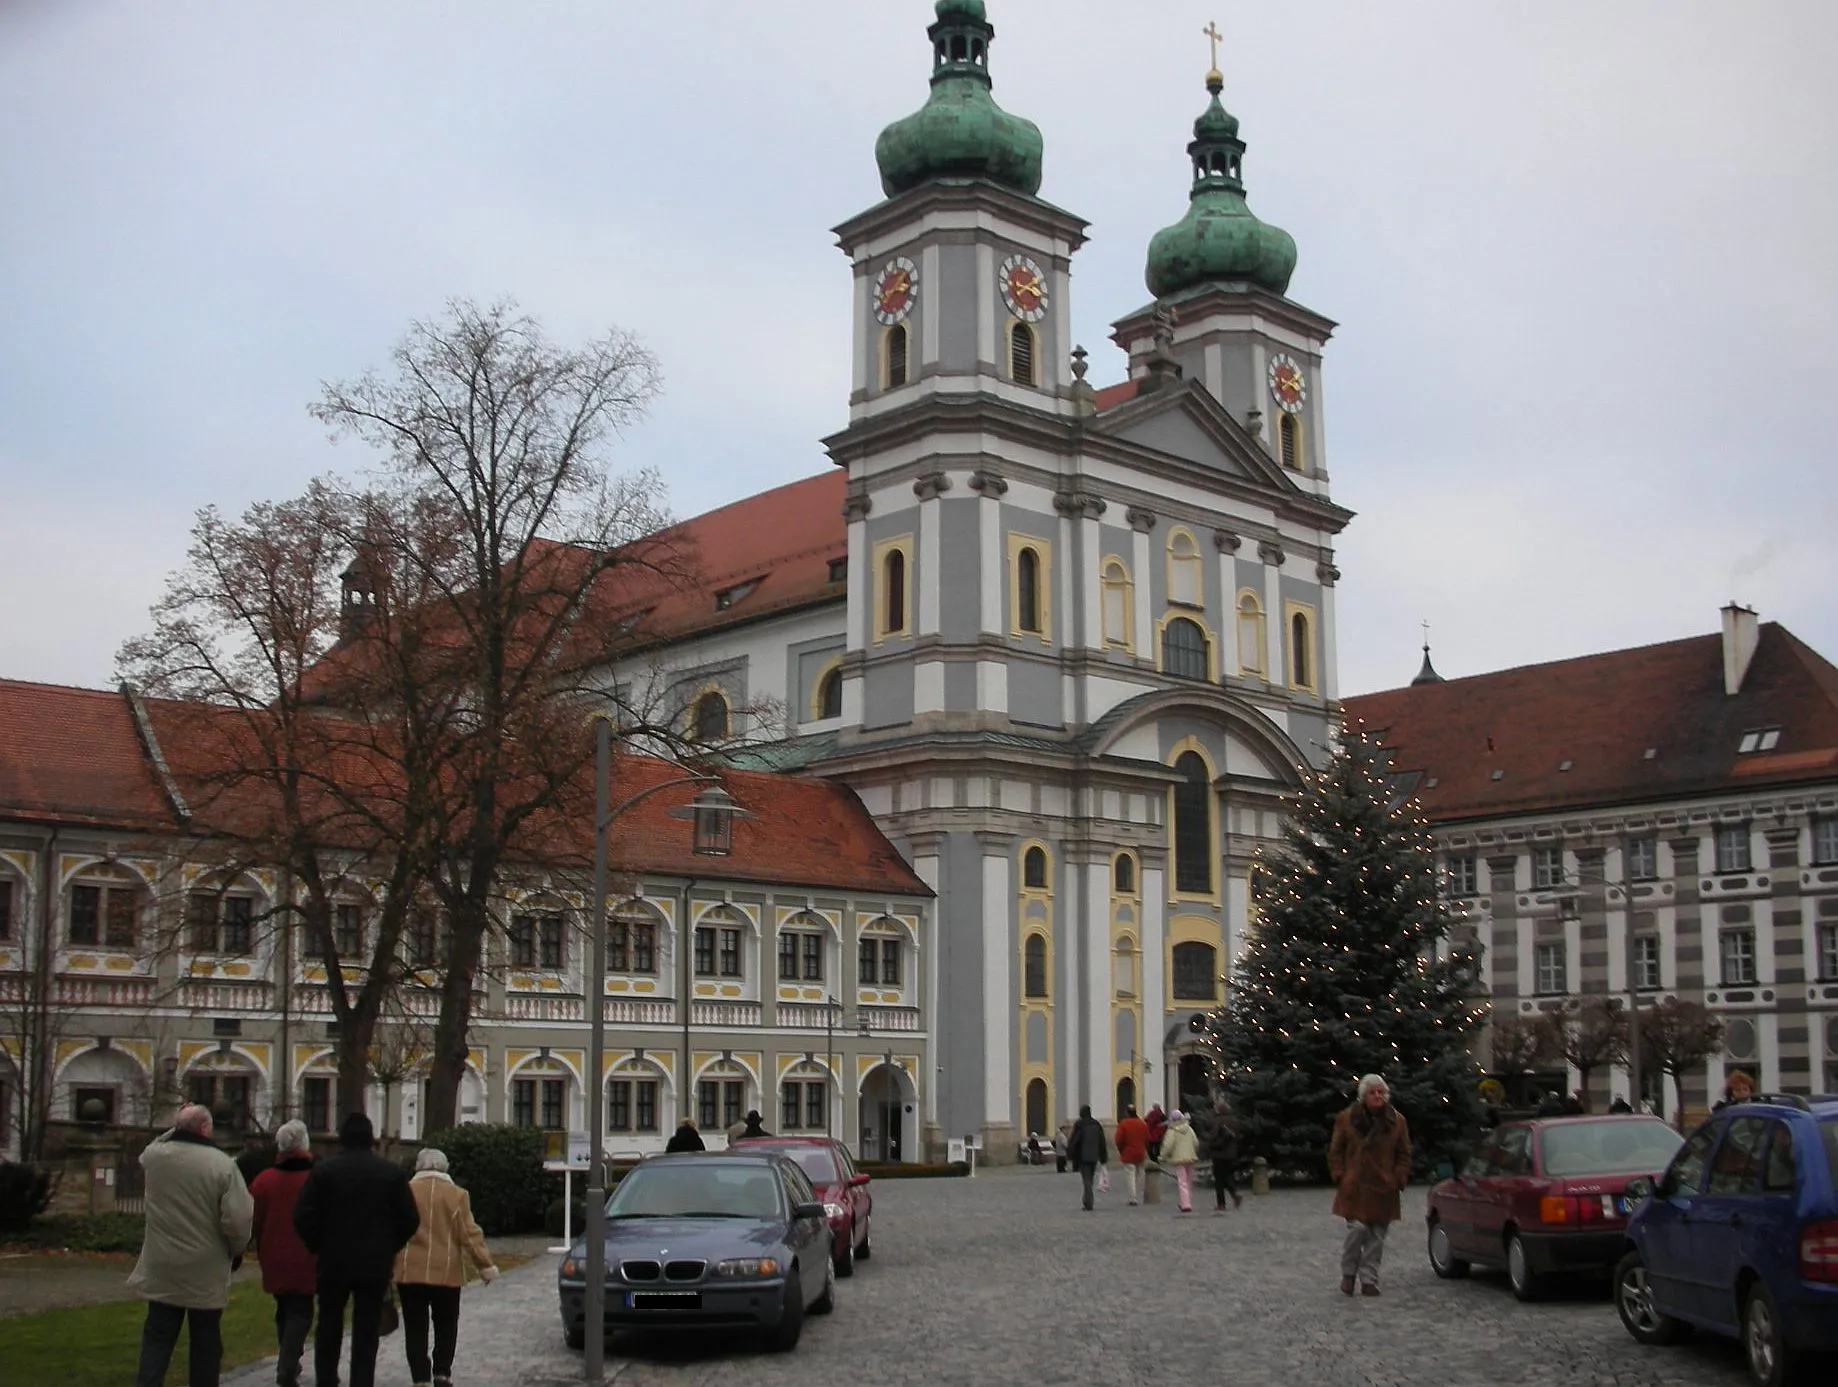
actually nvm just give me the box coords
[0,1163,52,1231]
[7,1211,147,1252]
[420,1124,548,1235]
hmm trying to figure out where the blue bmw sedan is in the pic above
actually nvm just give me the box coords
[558,1150,836,1353]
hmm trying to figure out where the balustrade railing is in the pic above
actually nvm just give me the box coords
[858,1004,922,1032]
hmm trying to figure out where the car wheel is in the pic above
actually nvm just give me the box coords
[1506,1232,1543,1302]
[564,1321,585,1351]
[768,1269,805,1352]
[1427,1218,1471,1279]
[856,1216,871,1261]
[835,1222,856,1278]
[1614,1251,1685,1346]
[1743,1282,1794,1387]
[811,1254,836,1315]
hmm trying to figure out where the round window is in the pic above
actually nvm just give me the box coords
[1724,1017,1757,1061]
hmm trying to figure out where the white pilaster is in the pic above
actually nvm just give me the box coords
[982,850,1011,1126]
[1141,865,1167,1107]
[1132,527,1153,662]
[1086,860,1111,1117]
[913,857,941,1131]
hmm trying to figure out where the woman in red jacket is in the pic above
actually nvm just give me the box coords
[1114,1107,1150,1206]
[249,1121,317,1387]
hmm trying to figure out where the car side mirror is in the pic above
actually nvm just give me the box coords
[848,1173,871,1187]
[1622,1175,1654,1203]
[793,1201,825,1221]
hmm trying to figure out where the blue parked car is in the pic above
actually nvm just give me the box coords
[1613,1094,1838,1386]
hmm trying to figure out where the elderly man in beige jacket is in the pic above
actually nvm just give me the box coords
[393,1148,498,1387]
[127,1103,255,1387]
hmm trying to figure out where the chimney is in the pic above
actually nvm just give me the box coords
[1721,603,1759,696]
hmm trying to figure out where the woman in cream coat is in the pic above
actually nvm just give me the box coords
[394,1149,498,1387]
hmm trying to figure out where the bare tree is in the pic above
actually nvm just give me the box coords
[1488,1015,1548,1076]
[309,298,681,1132]
[1538,996,1630,1102]
[1639,997,1724,1127]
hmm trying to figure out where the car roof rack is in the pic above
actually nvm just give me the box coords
[1748,1093,1812,1110]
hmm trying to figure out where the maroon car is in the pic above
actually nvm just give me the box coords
[1426,1114,1682,1300]
[731,1136,873,1276]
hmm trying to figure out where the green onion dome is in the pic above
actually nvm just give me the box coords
[874,1,1044,199]
[1144,70,1296,298]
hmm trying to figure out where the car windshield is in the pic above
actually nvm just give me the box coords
[1540,1118,1682,1176]
[606,1163,783,1220]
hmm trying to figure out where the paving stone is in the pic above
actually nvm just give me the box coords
[222,1167,1754,1386]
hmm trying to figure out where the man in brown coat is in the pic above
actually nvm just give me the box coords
[1327,1073,1411,1297]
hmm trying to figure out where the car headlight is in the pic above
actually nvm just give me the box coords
[823,1203,847,1220]
[713,1257,780,1277]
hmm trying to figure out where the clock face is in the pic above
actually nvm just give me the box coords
[1267,353,1306,413]
[999,254,1048,323]
[873,257,918,325]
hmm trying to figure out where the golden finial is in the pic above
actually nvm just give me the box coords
[1203,20,1223,86]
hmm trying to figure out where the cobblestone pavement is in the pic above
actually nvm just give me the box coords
[222,1166,1755,1387]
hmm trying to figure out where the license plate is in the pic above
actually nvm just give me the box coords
[1612,1196,1630,1215]
[627,1291,701,1310]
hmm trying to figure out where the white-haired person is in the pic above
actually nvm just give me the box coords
[393,1148,499,1387]
[248,1120,317,1387]
[1158,1109,1200,1212]
[127,1103,255,1387]
[1327,1074,1412,1296]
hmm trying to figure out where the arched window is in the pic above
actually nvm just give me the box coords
[692,690,729,743]
[1168,529,1203,607]
[66,865,145,950]
[1025,1077,1048,1137]
[1236,590,1266,676]
[1010,322,1035,386]
[609,903,661,974]
[1279,413,1301,470]
[1023,846,1048,890]
[885,324,908,388]
[1173,752,1213,894]
[1116,1076,1136,1115]
[1100,558,1131,647]
[1162,617,1208,681]
[1172,940,1219,1001]
[1290,609,1313,691]
[1023,933,1048,998]
[1015,546,1041,633]
[817,667,843,720]
[883,549,907,636]
[1113,854,1136,895]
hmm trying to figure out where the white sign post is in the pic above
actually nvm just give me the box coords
[544,1132,593,1254]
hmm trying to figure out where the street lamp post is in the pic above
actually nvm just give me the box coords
[825,993,837,1139]
[581,732,748,1385]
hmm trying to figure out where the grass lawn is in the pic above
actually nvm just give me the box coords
[0,1280,275,1387]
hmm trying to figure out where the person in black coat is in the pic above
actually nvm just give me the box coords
[1065,1105,1108,1211]
[664,1119,706,1153]
[294,1113,419,1387]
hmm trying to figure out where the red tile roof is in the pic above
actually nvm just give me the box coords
[1344,623,1838,823]
[0,681,172,829]
[1092,379,1141,412]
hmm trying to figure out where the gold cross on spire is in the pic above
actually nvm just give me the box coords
[1203,20,1223,74]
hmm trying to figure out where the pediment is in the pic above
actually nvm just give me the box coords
[1090,379,1300,495]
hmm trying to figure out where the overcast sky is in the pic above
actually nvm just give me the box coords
[4,1,1834,698]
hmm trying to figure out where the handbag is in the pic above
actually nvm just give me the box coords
[377,1286,400,1338]
[1095,1163,1111,1194]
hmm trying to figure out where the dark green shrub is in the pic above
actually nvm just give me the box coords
[0,1164,52,1231]
[421,1125,547,1235]
[543,1197,586,1240]
[11,1211,147,1252]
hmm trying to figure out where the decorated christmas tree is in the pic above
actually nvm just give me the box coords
[1201,727,1485,1177]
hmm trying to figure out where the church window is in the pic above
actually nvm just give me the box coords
[1167,528,1203,607]
[1009,322,1035,386]
[1022,846,1048,890]
[1286,604,1316,692]
[1279,413,1301,470]
[1023,933,1049,998]
[1015,545,1041,633]
[691,690,729,743]
[1101,558,1132,647]
[873,539,912,641]
[1236,590,1266,676]
[1162,617,1208,682]
[1172,940,1218,1001]
[1113,853,1136,895]
[1172,752,1213,895]
[816,665,843,720]
[885,324,908,388]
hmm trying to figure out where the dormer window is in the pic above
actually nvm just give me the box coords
[714,580,758,611]
[1737,727,1781,753]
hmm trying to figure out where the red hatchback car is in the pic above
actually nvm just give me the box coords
[1427,1114,1682,1300]
[731,1137,873,1276]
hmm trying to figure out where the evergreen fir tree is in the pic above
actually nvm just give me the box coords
[1201,727,1484,1178]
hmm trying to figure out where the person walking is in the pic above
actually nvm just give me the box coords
[1159,1110,1199,1213]
[294,1112,420,1387]
[1328,1074,1412,1297]
[1205,1100,1244,1213]
[1065,1105,1108,1211]
[249,1121,318,1387]
[128,1104,256,1387]
[394,1149,498,1387]
[1144,1104,1168,1164]
[1052,1122,1071,1174]
[1113,1106,1149,1206]
[664,1118,706,1152]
